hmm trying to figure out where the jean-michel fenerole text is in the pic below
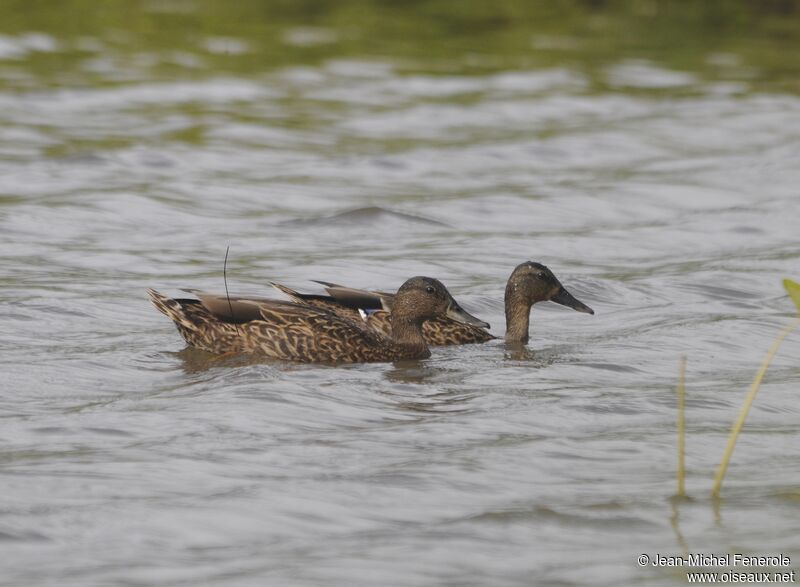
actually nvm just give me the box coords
[650,554,791,568]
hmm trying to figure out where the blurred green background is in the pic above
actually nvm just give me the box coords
[2,0,799,93]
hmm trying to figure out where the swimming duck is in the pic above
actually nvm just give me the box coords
[273,261,593,345]
[147,276,488,363]
[501,261,593,343]
[270,280,491,345]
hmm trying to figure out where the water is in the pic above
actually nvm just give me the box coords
[2,2,800,585]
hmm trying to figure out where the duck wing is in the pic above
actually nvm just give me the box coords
[269,282,365,324]
[182,289,277,324]
[311,280,394,311]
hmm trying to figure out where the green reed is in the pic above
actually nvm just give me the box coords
[709,279,800,498]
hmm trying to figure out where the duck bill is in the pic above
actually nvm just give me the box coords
[551,286,594,315]
[446,302,490,329]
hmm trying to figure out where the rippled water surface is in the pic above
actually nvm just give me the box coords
[2,2,800,586]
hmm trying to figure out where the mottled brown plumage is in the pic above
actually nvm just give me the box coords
[147,277,485,363]
[273,262,594,345]
[271,281,493,345]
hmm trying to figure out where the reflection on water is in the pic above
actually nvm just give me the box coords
[2,1,800,586]
[669,496,691,556]
[384,360,441,384]
[503,342,538,362]
[173,347,264,374]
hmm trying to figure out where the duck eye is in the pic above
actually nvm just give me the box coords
[425,285,435,294]
[536,272,546,279]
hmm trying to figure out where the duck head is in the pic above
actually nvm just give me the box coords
[504,262,593,343]
[393,276,490,327]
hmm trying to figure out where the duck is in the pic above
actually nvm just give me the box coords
[501,261,594,344]
[272,261,593,345]
[147,276,489,363]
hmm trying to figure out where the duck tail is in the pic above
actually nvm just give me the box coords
[270,282,304,304]
[146,288,197,332]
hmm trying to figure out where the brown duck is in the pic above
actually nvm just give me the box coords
[273,261,593,345]
[147,276,488,363]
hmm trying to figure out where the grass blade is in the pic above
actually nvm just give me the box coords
[784,279,800,313]
[711,317,800,497]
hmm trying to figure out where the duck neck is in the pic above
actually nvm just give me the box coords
[391,315,428,351]
[504,286,533,344]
